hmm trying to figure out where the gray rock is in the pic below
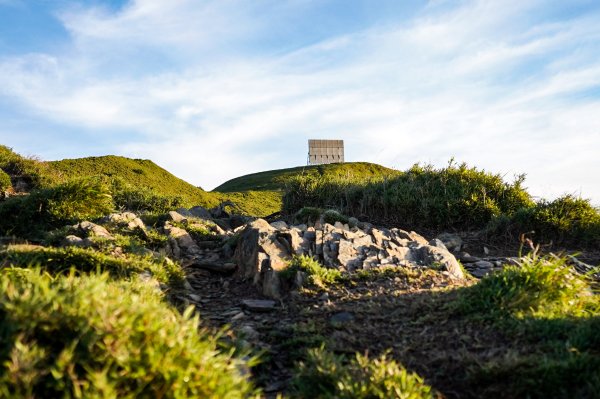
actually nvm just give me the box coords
[74,221,114,240]
[458,252,481,263]
[103,212,146,232]
[429,238,448,250]
[163,224,200,257]
[474,260,495,269]
[189,206,212,219]
[241,299,277,312]
[61,235,86,247]
[418,245,465,279]
[270,221,288,230]
[166,211,187,223]
[436,233,463,252]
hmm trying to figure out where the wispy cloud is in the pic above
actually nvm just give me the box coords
[0,0,599,201]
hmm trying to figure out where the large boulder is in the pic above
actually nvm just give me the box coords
[163,223,200,258]
[234,219,292,298]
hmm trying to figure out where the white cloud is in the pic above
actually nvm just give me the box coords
[0,0,599,203]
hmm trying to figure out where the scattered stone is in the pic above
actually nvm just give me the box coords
[474,260,494,269]
[270,221,288,230]
[241,299,277,312]
[74,221,114,240]
[61,235,86,247]
[166,211,187,223]
[102,212,146,233]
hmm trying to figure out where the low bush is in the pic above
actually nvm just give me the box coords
[291,347,435,399]
[113,185,183,214]
[280,255,343,288]
[0,269,258,398]
[0,145,53,190]
[283,161,533,230]
[0,246,182,285]
[454,255,596,319]
[0,169,11,193]
[0,178,113,239]
[488,195,600,248]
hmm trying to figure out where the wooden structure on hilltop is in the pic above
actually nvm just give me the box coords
[308,139,344,165]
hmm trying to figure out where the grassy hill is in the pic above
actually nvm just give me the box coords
[49,156,220,208]
[214,162,399,192]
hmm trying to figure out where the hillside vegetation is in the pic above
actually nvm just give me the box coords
[283,161,600,249]
[214,162,398,192]
[0,146,280,217]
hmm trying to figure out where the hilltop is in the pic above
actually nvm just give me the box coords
[214,162,399,192]
[50,155,220,208]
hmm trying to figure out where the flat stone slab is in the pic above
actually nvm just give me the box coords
[241,299,277,312]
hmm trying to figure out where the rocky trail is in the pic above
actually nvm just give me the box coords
[49,205,599,398]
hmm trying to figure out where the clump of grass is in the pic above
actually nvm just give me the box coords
[0,177,113,239]
[112,183,183,214]
[172,221,220,241]
[291,347,435,399]
[488,195,600,248]
[294,207,324,224]
[322,209,349,226]
[0,269,258,398]
[280,255,343,288]
[0,246,182,285]
[454,254,596,319]
[0,145,54,191]
[0,168,11,193]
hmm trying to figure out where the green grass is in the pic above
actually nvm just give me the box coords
[49,155,220,209]
[0,169,11,192]
[452,255,600,398]
[214,162,398,193]
[280,255,343,288]
[0,269,258,398]
[0,145,53,191]
[454,254,597,320]
[0,177,114,239]
[291,347,435,399]
[0,245,183,286]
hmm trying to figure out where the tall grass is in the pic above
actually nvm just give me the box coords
[0,177,113,239]
[284,161,532,229]
[0,269,258,398]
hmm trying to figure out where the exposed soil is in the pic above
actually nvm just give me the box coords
[179,265,549,398]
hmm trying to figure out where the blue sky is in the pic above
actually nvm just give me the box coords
[0,0,599,202]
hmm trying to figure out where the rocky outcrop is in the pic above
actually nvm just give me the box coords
[232,218,466,299]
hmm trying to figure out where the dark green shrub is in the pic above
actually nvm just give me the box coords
[0,246,182,285]
[0,145,53,190]
[291,347,434,398]
[506,195,600,247]
[0,169,11,192]
[283,161,533,230]
[322,209,349,225]
[0,177,113,239]
[294,207,324,224]
[0,270,258,398]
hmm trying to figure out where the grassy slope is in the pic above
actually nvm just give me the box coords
[49,156,220,208]
[214,162,399,192]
